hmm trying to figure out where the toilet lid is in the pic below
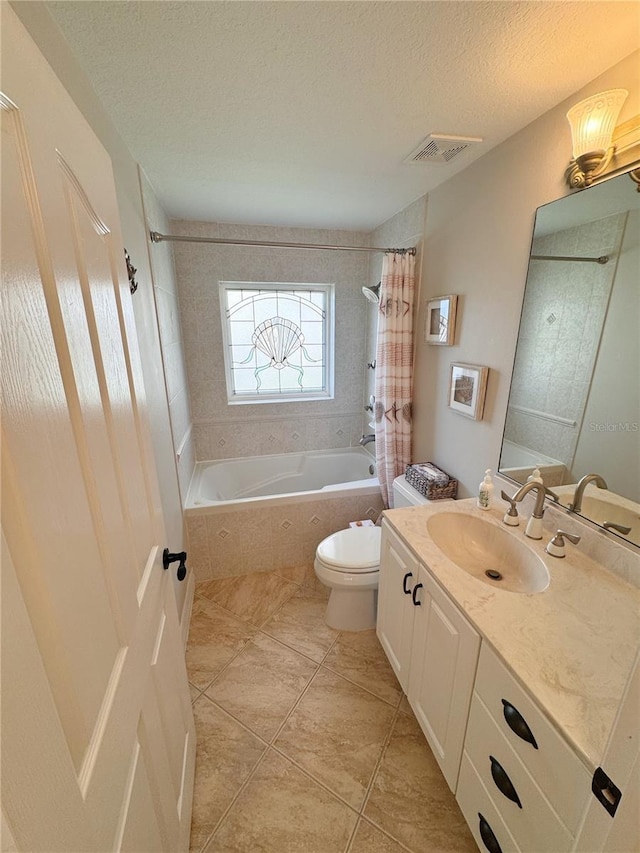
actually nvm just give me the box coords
[317,527,382,570]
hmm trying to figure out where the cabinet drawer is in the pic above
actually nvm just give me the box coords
[457,752,521,853]
[474,644,590,832]
[465,694,573,853]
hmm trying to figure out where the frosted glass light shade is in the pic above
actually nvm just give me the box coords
[566,89,628,158]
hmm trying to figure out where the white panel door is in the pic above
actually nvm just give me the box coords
[1,8,195,852]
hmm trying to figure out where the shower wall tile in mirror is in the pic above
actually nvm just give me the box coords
[500,170,640,547]
[504,212,626,483]
[172,220,370,461]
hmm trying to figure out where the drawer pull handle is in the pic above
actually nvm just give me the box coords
[490,756,522,809]
[478,813,503,853]
[402,572,413,594]
[412,582,423,606]
[502,699,538,749]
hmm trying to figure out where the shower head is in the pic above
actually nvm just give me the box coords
[362,282,381,304]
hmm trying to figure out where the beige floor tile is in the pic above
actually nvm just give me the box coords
[273,563,311,585]
[198,571,298,626]
[203,749,358,853]
[205,632,317,740]
[275,667,395,810]
[349,818,408,853]
[190,695,267,853]
[364,712,476,853]
[261,586,339,661]
[324,630,402,706]
[186,597,256,691]
[398,694,413,716]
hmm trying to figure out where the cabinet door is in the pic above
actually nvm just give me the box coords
[408,566,480,792]
[377,523,419,692]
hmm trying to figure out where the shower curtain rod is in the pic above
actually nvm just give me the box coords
[149,231,416,255]
[530,253,609,264]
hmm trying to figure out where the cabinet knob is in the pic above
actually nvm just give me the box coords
[501,699,538,749]
[412,582,423,606]
[478,813,503,853]
[402,571,413,594]
[490,755,522,808]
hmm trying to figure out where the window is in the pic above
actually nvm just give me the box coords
[219,282,334,404]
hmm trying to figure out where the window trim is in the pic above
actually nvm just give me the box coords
[219,281,335,405]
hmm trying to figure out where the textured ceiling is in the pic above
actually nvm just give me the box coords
[45,1,639,230]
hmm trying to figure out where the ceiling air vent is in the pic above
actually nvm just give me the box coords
[405,134,483,165]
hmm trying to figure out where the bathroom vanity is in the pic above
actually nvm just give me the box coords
[377,499,640,853]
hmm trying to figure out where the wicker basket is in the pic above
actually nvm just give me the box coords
[405,463,458,500]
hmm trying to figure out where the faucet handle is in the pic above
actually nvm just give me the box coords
[501,491,519,526]
[545,529,581,558]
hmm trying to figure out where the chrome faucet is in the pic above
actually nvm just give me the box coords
[509,481,559,539]
[359,434,375,446]
[570,473,608,513]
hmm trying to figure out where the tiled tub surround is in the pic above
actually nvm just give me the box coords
[383,498,640,770]
[504,212,626,475]
[171,219,372,462]
[186,490,384,582]
[186,567,476,853]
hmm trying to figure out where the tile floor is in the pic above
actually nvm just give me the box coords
[186,564,477,853]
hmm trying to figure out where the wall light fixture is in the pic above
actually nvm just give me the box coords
[565,89,628,188]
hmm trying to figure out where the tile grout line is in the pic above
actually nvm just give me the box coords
[199,740,272,853]
[359,705,401,817]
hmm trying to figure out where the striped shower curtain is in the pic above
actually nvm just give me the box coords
[374,251,415,507]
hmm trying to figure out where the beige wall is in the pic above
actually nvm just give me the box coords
[573,207,640,500]
[171,220,370,461]
[414,51,639,499]
[141,175,195,502]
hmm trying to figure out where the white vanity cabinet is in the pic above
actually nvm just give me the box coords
[377,521,481,791]
[377,521,420,692]
[457,644,592,853]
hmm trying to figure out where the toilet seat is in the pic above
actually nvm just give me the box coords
[315,527,381,572]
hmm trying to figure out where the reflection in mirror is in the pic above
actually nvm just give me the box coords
[500,170,640,547]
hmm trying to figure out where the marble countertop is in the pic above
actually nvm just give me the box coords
[383,498,640,771]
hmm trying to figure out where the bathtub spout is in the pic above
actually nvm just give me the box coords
[359,434,375,446]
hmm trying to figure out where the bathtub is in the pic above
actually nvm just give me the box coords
[187,447,379,511]
[499,440,567,486]
[184,448,384,580]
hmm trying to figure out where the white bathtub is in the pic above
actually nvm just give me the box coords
[186,447,380,515]
[500,440,567,486]
[184,447,384,580]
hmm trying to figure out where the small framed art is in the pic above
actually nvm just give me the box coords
[448,362,489,420]
[425,294,457,345]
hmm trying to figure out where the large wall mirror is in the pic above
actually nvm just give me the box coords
[499,169,639,547]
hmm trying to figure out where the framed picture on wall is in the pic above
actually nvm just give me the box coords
[448,362,489,420]
[425,294,458,345]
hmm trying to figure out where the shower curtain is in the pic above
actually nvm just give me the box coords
[374,251,415,507]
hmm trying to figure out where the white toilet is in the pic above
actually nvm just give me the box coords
[314,475,432,631]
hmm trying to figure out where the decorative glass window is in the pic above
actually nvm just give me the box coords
[219,282,334,404]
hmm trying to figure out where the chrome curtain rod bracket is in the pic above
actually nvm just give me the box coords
[149,231,416,256]
[531,254,610,264]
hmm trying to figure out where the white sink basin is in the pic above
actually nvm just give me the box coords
[426,512,550,594]
[576,496,639,545]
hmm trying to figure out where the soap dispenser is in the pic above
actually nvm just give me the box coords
[527,467,543,484]
[477,469,494,511]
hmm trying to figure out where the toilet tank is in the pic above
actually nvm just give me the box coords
[392,475,433,507]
